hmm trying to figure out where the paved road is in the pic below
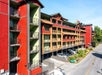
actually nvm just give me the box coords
[60,44,102,75]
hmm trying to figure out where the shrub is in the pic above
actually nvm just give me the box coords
[68,56,76,60]
[74,54,78,59]
[89,47,93,51]
[85,49,90,54]
[77,50,86,57]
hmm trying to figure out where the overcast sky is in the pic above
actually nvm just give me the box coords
[40,0,102,29]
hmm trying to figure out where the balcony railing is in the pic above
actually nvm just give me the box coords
[10,52,20,62]
[30,18,39,26]
[30,46,39,54]
[30,32,39,39]
[52,46,57,50]
[58,31,61,33]
[30,60,41,69]
[44,47,50,53]
[10,25,20,32]
[10,38,20,46]
[44,40,50,43]
[52,30,57,33]
[10,0,19,6]
[10,7,20,19]
[52,38,57,42]
[62,45,67,49]
[57,38,61,41]
[57,45,61,49]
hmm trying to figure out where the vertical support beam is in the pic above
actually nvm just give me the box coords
[27,3,30,75]
[50,25,52,56]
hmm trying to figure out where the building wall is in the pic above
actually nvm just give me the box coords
[30,67,42,75]
[0,0,9,71]
[84,25,92,47]
[17,3,28,75]
[41,14,87,55]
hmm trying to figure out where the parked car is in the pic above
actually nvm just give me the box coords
[69,49,76,54]
[57,53,65,57]
[63,52,71,57]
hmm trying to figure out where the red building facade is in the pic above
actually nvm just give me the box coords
[84,25,92,48]
[0,0,43,75]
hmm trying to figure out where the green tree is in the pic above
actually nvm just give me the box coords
[94,26,102,43]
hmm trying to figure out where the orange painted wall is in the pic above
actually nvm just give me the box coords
[17,4,28,75]
[30,67,42,75]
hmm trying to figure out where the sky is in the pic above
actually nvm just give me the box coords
[40,0,102,29]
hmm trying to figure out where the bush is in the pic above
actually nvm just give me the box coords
[68,56,76,60]
[77,50,86,57]
[85,49,90,54]
[74,54,78,59]
[68,49,91,63]
[89,47,93,51]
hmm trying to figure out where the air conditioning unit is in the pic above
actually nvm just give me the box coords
[0,69,4,74]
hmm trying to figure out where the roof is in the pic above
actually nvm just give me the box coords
[25,0,44,8]
[51,13,68,21]
[83,24,92,26]
[41,19,53,25]
[36,0,44,8]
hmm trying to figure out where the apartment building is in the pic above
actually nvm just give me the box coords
[0,0,43,75]
[41,13,92,59]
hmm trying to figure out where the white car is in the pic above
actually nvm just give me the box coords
[69,50,76,54]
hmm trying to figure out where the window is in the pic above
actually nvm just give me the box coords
[58,20,61,24]
[52,19,56,23]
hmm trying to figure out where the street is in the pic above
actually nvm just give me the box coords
[60,44,102,75]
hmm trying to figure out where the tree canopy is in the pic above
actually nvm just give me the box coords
[94,26,102,43]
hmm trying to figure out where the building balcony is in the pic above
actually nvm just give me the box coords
[62,45,67,49]
[10,39,20,47]
[52,30,57,33]
[30,46,39,54]
[30,18,39,26]
[52,38,57,42]
[44,39,50,43]
[80,34,85,36]
[52,46,57,51]
[80,38,84,40]
[44,47,50,54]
[10,25,20,33]
[57,31,61,34]
[57,45,61,49]
[10,52,20,62]
[10,7,20,20]
[42,29,50,34]
[63,39,68,42]
[57,38,61,41]
[80,29,86,32]
[69,38,75,41]
[68,45,73,48]
[30,60,41,69]
[10,0,19,8]
[68,32,77,36]
[30,32,39,39]
[63,32,77,36]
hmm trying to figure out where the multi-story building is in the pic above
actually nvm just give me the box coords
[0,0,93,74]
[0,0,44,75]
[41,13,92,59]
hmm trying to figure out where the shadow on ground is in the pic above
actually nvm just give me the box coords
[92,53,102,59]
